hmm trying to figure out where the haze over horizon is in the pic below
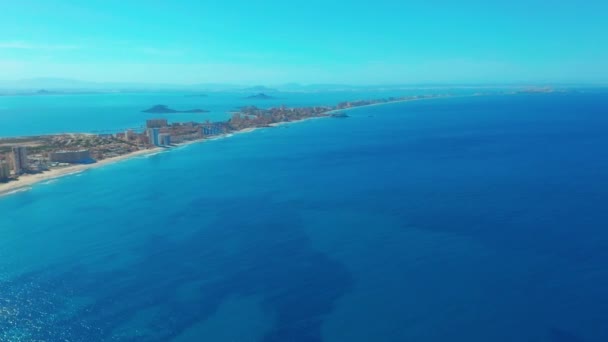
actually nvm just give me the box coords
[1,0,607,85]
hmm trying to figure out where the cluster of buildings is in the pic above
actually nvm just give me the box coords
[49,150,92,163]
[0,118,229,183]
[0,146,30,182]
[133,119,226,146]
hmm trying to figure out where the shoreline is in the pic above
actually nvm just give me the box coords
[325,93,465,115]
[0,95,455,199]
[0,148,163,197]
[0,116,325,198]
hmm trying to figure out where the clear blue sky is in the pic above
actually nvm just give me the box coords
[1,0,607,85]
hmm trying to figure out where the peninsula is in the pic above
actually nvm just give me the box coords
[0,93,449,196]
[142,105,209,114]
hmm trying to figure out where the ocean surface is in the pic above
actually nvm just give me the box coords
[1,92,608,341]
[0,88,490,137]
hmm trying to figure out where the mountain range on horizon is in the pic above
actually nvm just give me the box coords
[0,77,602,94]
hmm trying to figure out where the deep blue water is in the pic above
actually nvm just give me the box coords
[1,93,608,341]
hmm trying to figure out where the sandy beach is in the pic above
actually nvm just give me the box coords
[0,116,327,198]
[0,147,163,197]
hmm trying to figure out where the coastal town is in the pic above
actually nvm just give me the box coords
[0,118,231,185]
[0,93,447,189]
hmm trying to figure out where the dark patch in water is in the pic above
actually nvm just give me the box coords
[550,328,586,342]
[0,198,353,341]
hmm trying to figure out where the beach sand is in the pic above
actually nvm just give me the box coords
[0,148,162,197]
[0,116,327,198]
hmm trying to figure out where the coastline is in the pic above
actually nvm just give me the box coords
[0,147,164,197]
[0,116,324,198]
[324,94,461,115]
[0,95,454,199]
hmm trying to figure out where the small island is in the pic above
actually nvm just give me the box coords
[142,105,209,114]
[37,89,56,95]
[241,86,278,93]
[245,93,277,100]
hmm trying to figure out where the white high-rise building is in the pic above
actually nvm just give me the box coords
[159,133,171,146]
[11,146,28,174]
[0,160,10,181]
[147,128,160,146]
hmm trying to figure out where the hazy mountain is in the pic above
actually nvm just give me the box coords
[0,78,243,92]
[239,85,278,93]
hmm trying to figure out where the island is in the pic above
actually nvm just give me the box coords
[36,89,56,95]
[245,93,277,100]
[142,105,209,114]
[241,86,278,93]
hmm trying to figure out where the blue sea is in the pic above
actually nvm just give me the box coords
[1,92,608,341]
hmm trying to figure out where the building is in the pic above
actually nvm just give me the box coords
[125,129,135,141]
[147,128,160,146]
[201,123,224,136]
[146,119,168,129]
[49,150,92,164]
[0,160,10,182]
[159,133,171,146]
[11,146,28,174]
[137,134,150,145]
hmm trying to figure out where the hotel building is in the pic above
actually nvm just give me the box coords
[146,119,168,129]
[11,146,28,174]
[49,150,92,164]
[159,133,171,146]
[125,129,136,141]
[0,160,10,181]
[147,128,160,146]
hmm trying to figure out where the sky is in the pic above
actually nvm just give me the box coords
[1,0,607,85]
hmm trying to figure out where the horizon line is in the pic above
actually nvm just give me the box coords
[0,77,607,89]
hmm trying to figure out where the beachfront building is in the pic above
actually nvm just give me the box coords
[11,146,28,174]
[125,129,136,141]
[136,134,150,146]
[159,133,171,146]
[49,150,92,164]
[0,160,10,182]
[201,123,224,136]
[146,119,168,129]
[147,128,160,146]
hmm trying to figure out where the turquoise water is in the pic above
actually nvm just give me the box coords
[1,93,608,341]
[0,89,491,137]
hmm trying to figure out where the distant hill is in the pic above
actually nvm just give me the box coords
[35,89,61,95]
[245,93,277,100]
[142,105,209,114]
[240,85,278,93]
[0,77,553,94]
[0,78,240,92]
[0,78,104,90]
